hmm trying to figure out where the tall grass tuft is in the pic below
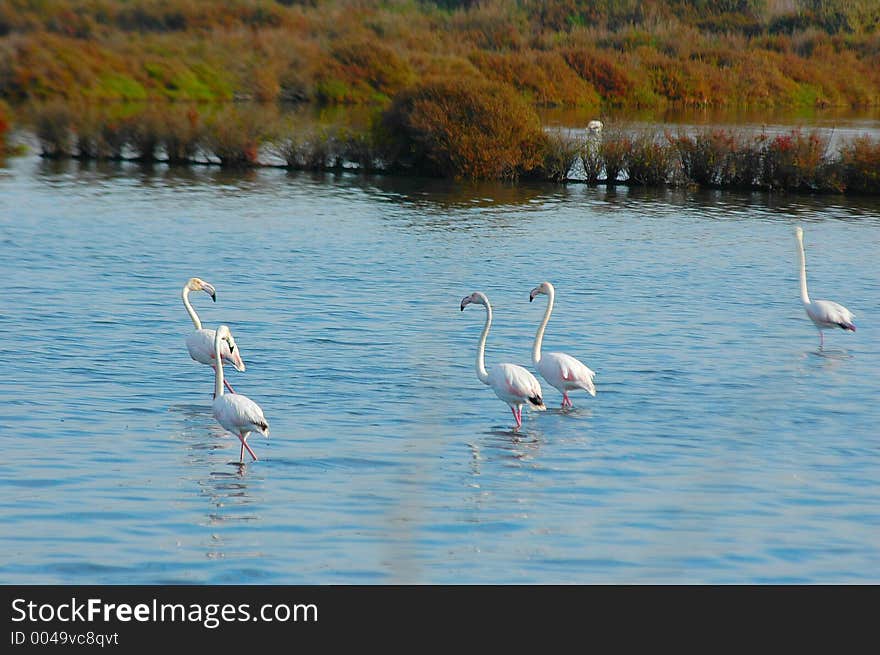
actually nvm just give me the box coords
[599,131,630,185]
[33,101,75,158]
[535,130,582,183]
[161,105,204,164]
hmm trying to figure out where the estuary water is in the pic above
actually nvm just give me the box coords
[1,153,878,584]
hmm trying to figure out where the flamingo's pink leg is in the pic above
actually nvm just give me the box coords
[819,331,824,348]
[238,433,258,462]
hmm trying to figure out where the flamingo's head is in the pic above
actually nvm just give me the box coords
[214,325,245,371]
[460,292,488,311]
[186,277,216,302]
[219,325,246,372]
[529,281,554,302]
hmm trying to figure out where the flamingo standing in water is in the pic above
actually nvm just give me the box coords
[529,281,596,409]
[212,325,269,462]
[460,292,545,430]
[794,227,855,348]
[182,277,245,393]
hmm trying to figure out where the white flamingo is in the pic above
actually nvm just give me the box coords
[529,281,596,409]
[212,325,269,463]
[795,227,855,348]
[460,291,546,430]
[182,277,245,394]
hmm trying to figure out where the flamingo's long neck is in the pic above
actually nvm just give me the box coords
[532,286,555,366]
[796,234,811,305]
[475,302,491,386]
[182,286,202,329]
[214,331,225,398]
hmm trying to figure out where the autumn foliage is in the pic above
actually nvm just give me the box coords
[380,77,547,180]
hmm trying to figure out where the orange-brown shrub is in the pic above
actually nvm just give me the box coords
[563,47,635,105]
[380,76,547,180]
[760,129,832,190]
[839,136,880,194]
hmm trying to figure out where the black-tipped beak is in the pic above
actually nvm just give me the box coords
[211,292,217,302]
[529,295,534,302]
[460,304,465,311]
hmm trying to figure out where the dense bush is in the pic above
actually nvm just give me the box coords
[625,132,676,185]
[839,136,880,194]
[380,77,547,180]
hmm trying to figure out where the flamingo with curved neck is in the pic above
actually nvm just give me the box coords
[529,281,596,409]
[212,325,269,463]
[794,227,855,349]
[182,277,245,394]
[460,291,545,430]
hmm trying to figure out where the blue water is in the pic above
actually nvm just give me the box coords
[1,154,879,583]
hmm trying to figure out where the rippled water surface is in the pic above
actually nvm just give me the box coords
[1,154,879,583]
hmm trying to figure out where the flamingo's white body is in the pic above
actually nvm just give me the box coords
[795,227,855,348]
[212,325,269,462]
[529,282,596,409]
[461,292,545,430]
[182,277,245,394]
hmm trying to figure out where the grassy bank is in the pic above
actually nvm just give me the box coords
[24,99,880,193]
[2,1,879,109]
[3,1,880,186]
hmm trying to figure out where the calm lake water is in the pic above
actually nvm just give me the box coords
[1,151,879,584]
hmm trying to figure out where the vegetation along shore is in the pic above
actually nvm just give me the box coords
[1,0,879,190]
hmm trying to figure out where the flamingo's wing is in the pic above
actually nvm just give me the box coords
[545,352,597,396]
[495,363,546,409]
[215,394,269,436]
[812,299,856,330]
[186,329,215,365]
[188,328,246,371]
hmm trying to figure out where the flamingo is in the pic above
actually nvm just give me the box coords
[460,291,545,430]
[212,325,269,463]
[529,281,596,409]
[182,277,245,394]
[794,227,855,348]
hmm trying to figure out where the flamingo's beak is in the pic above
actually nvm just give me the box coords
[230,347,246,372]
[202,282,217,302]
[460,298,470,311]
[529,288,540,302]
